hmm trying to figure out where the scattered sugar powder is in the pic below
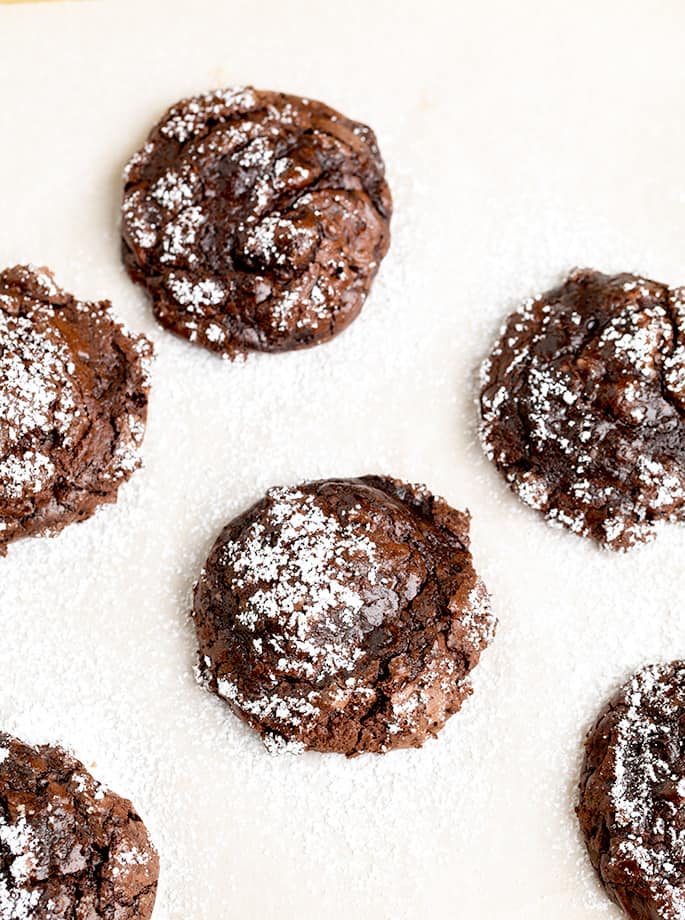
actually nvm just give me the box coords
[221,487,380,682]
[0,142,548,919]
[166,274,225,312]
[151,168,197,213]
[598,297,669,377]
[261,734,306,756]
[160,207,206,265]
[110,846,152,879]
[6,54,682,919]
[122,89,383,348]
[159,87,258,143]
[608,664,685,918]
[216,676,322,739]
[121,189,158,249]
[479,274,685,548]
[461,579,497,649]
[0,807,41,919]
[0,309,77,504]
[114,847,151,868]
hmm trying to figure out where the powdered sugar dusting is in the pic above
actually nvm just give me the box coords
[216,676,321,744]
[222,486,380,681]
[167,274,225,311]
[121,87,390,355]
[607,664,685,919]
[461,578,496,649]
[0,266,152,547]
[479,271,685,550]
[0,305,77,505]
[0,807,41,919]
[110,845,153,880]
[194,478,495,757]
[8,7,682,913]
[160,87,258,143]
[0,739,157,917]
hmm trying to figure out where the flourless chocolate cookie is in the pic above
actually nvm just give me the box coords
[193,476,495,755]
[0,732,158,919]
[0,265,152,554]
[479,269,685,550]
[577,663,685,920]
[121,87,392,357]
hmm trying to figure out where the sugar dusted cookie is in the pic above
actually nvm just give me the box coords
[0,265,152,554]
[480,269,685,550]
[0,732,158,919]
[193,475,495,755]
[578,662,685,919]
[122,87,392,357]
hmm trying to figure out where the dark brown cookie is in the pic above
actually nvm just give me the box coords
[0,732,158,919]
[0,265,152,555]
[193,476,495,755]
[121,87,392,357]
[479,269,685,551]
[577,662,685,920]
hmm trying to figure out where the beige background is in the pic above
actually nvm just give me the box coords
[1,1,685,917]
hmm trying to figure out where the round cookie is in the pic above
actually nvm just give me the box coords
[0,732,158,919]
[121,86,392,357]
[479,269,685,551]
[577,662,685,920]
[193,475,495,755]
[0,265,152,554]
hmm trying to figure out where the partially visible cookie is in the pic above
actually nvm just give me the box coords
[122,87,392,357]
[193,475,495,755]
[0,732,158,919]
[577,663,685,920]
[0,265,152,554]
[479,269,685,550]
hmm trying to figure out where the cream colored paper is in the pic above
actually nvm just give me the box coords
[0,2,682,918]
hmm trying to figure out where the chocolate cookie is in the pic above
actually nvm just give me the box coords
[479,269,685,550]
[193,476,495,755]
[121,87,392,357]
[0,265,152,554]
[577,662,685,920]
[0,732,158,919]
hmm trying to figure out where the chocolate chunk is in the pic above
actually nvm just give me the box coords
[121,87,392,357]
[479,269,685,550]
[0,265,152,555]
[193,476,495,755]
[0,732,158,919]
[578,662,685,919]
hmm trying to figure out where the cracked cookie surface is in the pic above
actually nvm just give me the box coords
[0,265,152,554]
[121,87,392,357]
[479,269,685,550]
[0,732,158,919]
[193,475,495,755]
[578,662,685,920]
